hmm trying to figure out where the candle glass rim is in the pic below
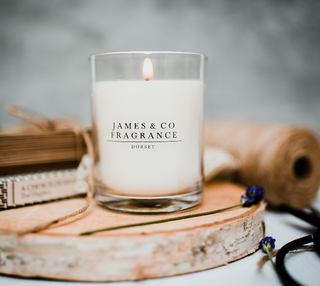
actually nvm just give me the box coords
[89,51,207,61]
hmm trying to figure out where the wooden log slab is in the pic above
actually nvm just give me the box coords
[0,181,266,282]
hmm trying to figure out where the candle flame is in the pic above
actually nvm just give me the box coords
[143,58,153,81]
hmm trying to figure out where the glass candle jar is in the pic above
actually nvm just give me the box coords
[90,51,206,213]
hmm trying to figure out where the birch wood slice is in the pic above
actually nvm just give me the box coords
[0,181,266,282]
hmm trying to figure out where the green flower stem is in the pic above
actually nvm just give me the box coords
[80,202,244,236]
[265,247,277,273]
[265,248,284,285]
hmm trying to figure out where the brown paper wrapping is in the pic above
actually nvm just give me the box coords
[205,122,320,209]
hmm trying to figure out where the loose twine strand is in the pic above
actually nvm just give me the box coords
[257,245,316,269]
[5,105,94,236]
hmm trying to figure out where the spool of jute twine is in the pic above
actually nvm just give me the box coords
[205,122,320,209]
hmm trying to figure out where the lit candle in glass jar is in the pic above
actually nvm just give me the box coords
[91,52,206,213]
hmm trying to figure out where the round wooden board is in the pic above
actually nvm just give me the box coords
[0,181,266,282]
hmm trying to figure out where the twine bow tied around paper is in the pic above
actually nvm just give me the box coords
[4,105,94,236]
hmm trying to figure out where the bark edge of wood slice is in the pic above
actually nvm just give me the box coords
[0,181,266,282]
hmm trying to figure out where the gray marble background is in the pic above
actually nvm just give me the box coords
[0,0,319,128]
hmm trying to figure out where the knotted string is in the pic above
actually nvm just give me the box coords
[5,105,94,236]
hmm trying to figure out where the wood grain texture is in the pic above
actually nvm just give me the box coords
[0,181,266,282]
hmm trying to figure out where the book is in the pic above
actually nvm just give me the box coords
[0,169,86,210]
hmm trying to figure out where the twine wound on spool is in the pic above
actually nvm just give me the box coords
[205,122,320,209]
[5,105,94,236]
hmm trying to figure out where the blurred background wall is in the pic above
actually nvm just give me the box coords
[0,0,319,128]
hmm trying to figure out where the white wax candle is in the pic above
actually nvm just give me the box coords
[93,80,203,196]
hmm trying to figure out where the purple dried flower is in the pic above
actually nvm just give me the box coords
[260,236,276,253]
[241,186,264,207]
